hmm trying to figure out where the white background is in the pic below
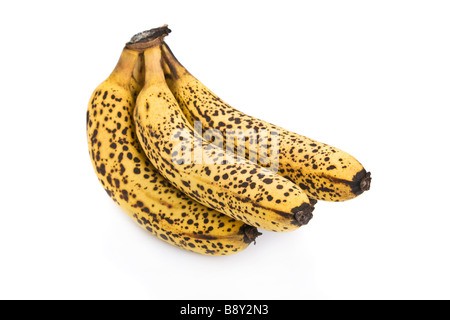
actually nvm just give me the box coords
[1,0,449,300]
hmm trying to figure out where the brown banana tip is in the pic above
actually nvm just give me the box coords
[292,203,314,227]
[126,25,172,51]
[242,225,262,244]
[309,198,318,206]
[350,169,372,196]
[360,171,372,192]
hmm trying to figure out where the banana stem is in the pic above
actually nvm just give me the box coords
[110,49,140,87]
[143,46,166,85]
[132,53,145,87]
[126,25,171,52]
[161,42,187,79]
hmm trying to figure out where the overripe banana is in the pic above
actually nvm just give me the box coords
[87,44,260,255]
[161,43,371,202]
[133,43,314,232]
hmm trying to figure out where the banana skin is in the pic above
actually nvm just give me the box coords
[87,48,260,256]
[133,45,314,232]
[161,43,371,202]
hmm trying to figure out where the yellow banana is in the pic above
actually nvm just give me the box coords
[87,44,260,255]
[133,44,314,232]
[161,43,371,202]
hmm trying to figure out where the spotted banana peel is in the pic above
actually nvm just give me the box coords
[87,27,261,255]
[160,42,371,202]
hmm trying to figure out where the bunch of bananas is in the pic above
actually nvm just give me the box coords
[86,25,371,256]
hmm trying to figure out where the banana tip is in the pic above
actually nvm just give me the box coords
[293,203,315,227]
[242,225,262,244]
[360,171,372,192]
[350,169,372,196]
